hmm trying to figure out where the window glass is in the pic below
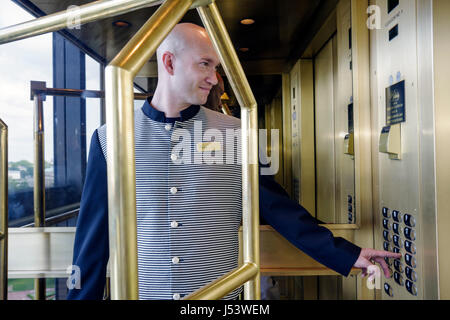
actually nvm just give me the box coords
[85,54,101,160]
[0,1,53,226]
[0,1,58,300]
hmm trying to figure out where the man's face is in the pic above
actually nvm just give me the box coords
[172,37,220,106]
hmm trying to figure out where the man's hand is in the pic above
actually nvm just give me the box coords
[354,248,401,278]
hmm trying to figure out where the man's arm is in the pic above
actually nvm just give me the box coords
[67,129,109,300]
[259,173,361,276]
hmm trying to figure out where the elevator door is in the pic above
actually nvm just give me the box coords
[314,37,337,224]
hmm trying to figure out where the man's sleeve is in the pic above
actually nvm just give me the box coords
[67,129,109,300]
[259,174,361,276]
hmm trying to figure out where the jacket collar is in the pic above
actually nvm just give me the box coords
[142,98,200,123]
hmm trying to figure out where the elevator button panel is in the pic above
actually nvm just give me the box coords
[348,195,354,224]
[380,207,419,298]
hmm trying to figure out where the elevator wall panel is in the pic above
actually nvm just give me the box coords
[371,0,438,300]
[314,40,336,223]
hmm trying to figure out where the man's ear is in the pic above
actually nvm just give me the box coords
[162,52,175,75]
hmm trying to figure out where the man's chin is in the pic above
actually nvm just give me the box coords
[195,97,208,106]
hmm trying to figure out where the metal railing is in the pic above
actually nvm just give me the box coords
[0,0,260,300]
[0,119,8,300]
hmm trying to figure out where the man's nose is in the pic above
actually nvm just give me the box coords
[207,71,218,86]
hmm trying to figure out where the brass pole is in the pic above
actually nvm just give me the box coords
[197,1,260,300]
[105,0,194,300]
[33,94,46,300]
[0,119,8,300]
[0,0,211,45]
[184,263,258,300]
[0,0,163,44]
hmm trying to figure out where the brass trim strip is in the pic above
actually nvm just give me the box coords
[0,119,8,300]
[33,94,45,229]
[32,94,46,300]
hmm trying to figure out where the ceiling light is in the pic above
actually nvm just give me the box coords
[240,18,255,25]
[113,20,131,27]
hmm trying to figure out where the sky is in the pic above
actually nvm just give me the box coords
[0,0,101,163]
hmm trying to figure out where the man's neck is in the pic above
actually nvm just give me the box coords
[151,87,191,118]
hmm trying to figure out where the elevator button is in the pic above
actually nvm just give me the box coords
[384,283,393,297]
[348,213,353,222]
[348,195,353,204]
[382,207,391,218]
[392,210,402,222]
[393,246,400,254]
[383,241,391,252]
[404,240,416,254]
[393,223,401,235]
[394,272,404,286]
[393,235,402,248]
[405,254,416,268]
[404,227,416,241]
[384,257,392,266]
[348,204,353,213]
[406,280,418,296]
[383,230,391,242]
[393,259,403,273]
[405,267,418,282]
[383,219,391,230]
[403,214,416,227]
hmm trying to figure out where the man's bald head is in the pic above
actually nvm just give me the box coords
[156,23,212,66]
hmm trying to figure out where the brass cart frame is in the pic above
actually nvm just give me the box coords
[0,0,260,300]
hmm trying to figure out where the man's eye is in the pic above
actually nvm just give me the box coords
[200,62,209,67]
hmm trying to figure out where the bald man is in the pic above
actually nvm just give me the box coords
[68,23,399,300]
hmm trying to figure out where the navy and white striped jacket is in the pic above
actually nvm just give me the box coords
[67,100,361,300]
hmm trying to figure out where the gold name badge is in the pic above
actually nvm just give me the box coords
[196,141,222,152]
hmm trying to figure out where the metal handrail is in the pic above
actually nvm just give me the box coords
[30,86,152,100]
[0,0,260,300]
[0,119,8,300]
[21,207,80,228]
